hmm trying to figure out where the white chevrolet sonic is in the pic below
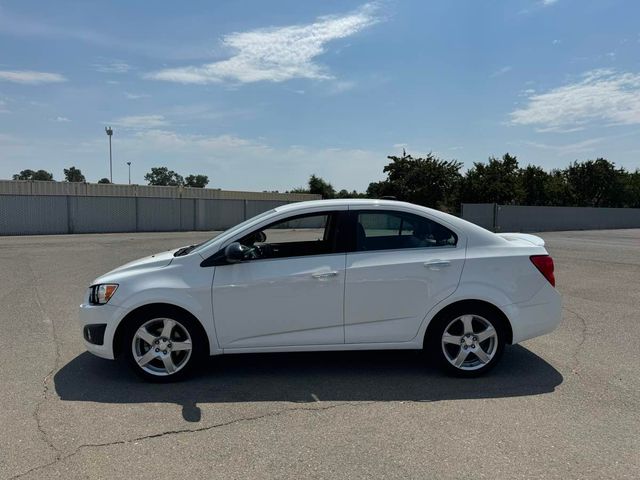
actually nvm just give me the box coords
[79,199,561,381]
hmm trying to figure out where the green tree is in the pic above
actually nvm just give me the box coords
[336,189,366,198]
[565,158,625,207]
[184,174,209,188]
[544,169,572,206]
[308,174,335,199]
[63,166,86,182]
[623,170,640,208]
[518,165,551,206]
[366,180,395,199]
[367,151,463,211]
[97,178,111,184]
[144,167,184,186]
[12,169,54,181]
[461,153,522,204]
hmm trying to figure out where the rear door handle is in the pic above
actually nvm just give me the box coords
[312,271,339,279]
[424,260,451,269]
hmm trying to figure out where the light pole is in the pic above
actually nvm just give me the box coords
[105,126,113,183]
[126,161,131,185]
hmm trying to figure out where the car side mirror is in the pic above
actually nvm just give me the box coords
[224,242,246,263]
[256,231,266,243]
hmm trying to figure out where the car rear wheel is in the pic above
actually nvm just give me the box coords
[429,307,505,377]
[122,313,203,382]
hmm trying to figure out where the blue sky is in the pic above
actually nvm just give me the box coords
[0,0,639,191]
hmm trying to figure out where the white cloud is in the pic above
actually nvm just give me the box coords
[522,138,604,155]
[326,80,357,94]
[146,3,379,84]
[511,70,640,131]
[490,66,512,78]
[0,70,66,84]
[102,129,384,190]
[132,129,254,149]
[112,114,168,129]
[542,0,559,5]
[54,116,70,122]
[124,92,151,100]
[92,61,131,74]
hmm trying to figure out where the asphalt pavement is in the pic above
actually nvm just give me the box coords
[1,229,638,479]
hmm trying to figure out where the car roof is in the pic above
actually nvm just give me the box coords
[275,198,411,212]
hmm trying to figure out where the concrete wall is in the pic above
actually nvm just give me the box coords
[0,195,313,236]
[460,204,495,231]
[0,195,69,235]
[461,203,640,232]
[0,180,318,201]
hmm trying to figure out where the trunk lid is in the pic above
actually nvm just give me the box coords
[496,232,545,247]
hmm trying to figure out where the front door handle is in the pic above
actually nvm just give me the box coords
[424,260,451,270]
[312,271,339,279]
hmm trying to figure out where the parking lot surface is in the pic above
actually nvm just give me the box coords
[1,229,638,479]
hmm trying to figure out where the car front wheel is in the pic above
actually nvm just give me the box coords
[430,307,505,377]
[122,313,203,382]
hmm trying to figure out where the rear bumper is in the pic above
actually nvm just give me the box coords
[504,283,562,344]
[78,303,123,360]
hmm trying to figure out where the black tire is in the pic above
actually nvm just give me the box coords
[121,309,205,383]
[427,305,506,377]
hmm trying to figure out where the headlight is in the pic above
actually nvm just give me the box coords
[89,284,118,305]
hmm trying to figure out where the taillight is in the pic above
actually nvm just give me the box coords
[530,255,555,287]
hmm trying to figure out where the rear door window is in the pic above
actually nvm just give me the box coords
[355,211,457,252]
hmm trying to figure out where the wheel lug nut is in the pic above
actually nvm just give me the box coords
[154,340,159,345]
[168,343,172,348]
[155,348,159,352]
[473,337,478,342]
[463,345,468,350]
[163,350,168,354]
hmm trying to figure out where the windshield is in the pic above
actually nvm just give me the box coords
[191,209,276,255]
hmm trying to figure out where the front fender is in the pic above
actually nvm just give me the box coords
[107,259,220,355]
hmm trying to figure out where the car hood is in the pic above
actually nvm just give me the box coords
[97,249,179,281]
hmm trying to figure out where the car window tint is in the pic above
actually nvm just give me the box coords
[358,213,401,237]
[356,211,457,252]
[239,213,333,260]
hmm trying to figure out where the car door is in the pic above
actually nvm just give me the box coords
[212,210,347,349]
[344,209,465,344]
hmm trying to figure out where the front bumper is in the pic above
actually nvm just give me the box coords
[78,303,124,360]
[504,282,562,344]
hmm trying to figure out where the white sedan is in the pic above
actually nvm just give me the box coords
[79,199,561,381]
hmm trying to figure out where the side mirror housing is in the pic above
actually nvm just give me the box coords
[224,242,246,263]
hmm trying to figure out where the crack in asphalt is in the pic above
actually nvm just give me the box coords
[562,306,588,376]
[9,400,377,479]
[26,262,63,466]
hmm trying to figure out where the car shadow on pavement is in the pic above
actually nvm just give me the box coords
[54,345,563,422]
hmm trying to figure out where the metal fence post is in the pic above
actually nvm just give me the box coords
[66,195,72,234]
[135,197,139,232]
[193,198,197,231]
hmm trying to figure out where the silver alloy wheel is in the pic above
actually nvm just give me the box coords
[441,314,498,371]
[132,318,193,376]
